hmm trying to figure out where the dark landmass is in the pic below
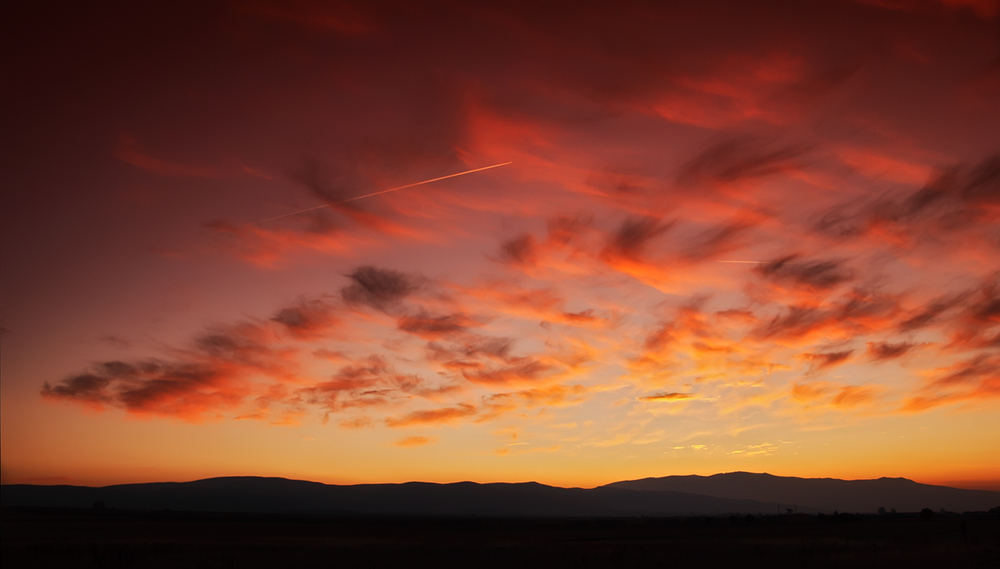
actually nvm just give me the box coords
[2,476,797,517]
[3,507,998,568]
[4,472,997,517]
[605,472,1000,514]
[4,473,999,568]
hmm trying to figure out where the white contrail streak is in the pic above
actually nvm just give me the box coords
[717,260,764,264]
[257,161,513,224]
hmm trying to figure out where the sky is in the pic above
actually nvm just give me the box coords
[2,0,999,490]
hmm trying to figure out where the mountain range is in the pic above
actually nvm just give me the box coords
[3,472,997,517]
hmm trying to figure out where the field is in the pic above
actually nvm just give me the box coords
[4,507,999,568]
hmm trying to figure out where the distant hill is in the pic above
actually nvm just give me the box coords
[604,472,1000,514]
[3,473,997,517]
[2,477,791,517]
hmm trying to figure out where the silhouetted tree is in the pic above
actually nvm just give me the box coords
[920,508,934,521]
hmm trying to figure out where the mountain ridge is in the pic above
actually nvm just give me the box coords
[4,472,997,517]
[603,471,999,514]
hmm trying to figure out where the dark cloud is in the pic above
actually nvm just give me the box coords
[459,337,515,360]
[586,165,654,197]
[561,309,598,324]
[933,353,1000,387]
[42,359,247,419]
[495,216,596,271]
[41,373,112,406]
[803,350,853,370]
[289,153,430,233]
[904,353,1000,411]
[498,234,537,265]
[866,341,917,361]
[676,136,810,188]
[603,216,672,259]
[948,274,1000,348]
[756,254,854,290]
[426,333,555,388]
[287,82,468,216]
[815,154,1000,241]
[194,325,280,369]
[271,297,338,340]
[397,311,473,340]
[41,322,301,419]
[895,154,1000,219]
[752,288,897,340]
[966,276,1000,323]
[547,215,593,246]
[113,363,236,413]
[299,356,426,411]
[462,357,552,386]
[639,392,695,401]
[289,158,369,214]
[963,154,1000,204]
[679,217,760,262]
[813,207,864,239]
[752,305,829,340]
[836,287,899,322]
[898,293,966,331]
[428,335,515,366]
[341,266,421,312]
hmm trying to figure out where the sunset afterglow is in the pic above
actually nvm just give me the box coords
[3,0,999,491]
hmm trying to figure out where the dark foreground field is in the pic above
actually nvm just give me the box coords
[3,508,998,569]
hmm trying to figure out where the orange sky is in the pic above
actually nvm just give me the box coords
[2,0,999,491]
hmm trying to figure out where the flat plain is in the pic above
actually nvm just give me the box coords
[3,507,998,568]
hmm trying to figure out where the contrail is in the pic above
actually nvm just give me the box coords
[717,260,764,264]
[257,161,512,224]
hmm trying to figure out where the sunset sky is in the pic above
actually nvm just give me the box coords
[3,0,999,491]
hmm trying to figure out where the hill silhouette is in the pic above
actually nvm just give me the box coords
[604,472,1000,514]
[3,472,997,516]
[1,477,789,516]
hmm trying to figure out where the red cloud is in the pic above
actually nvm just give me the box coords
[639,392,696,402]
[791,382,881,409]
[41,321,304,421]
[462,357,552,386]
[298,356,433,412]
[393,435,437,447]
[903,354,1000,411]
[866,341,918,361]
[831,385,880,407]
[480,384,590,421]
[385,403,477,427]
[801,350,854,371]
[44,360,265,421]
[397,311,476,340]
[271,297,339,340]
